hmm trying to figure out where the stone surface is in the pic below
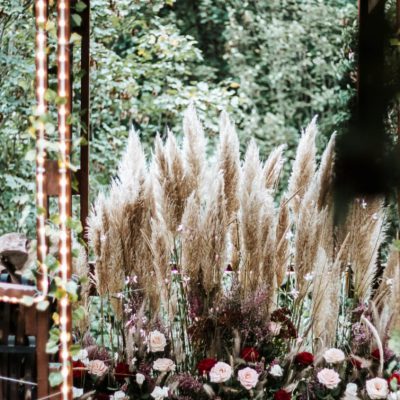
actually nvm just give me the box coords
[0,232,30,272]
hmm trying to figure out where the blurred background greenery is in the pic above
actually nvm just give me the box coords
[0,0,357,235]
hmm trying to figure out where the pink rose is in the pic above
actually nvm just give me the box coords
[317,368,341,389]
[366,378,389,399]
[209,361,232,383]
[87,359,108,377]
[148,330,167,352]
[153,358,175,372]
[238,367,259,390]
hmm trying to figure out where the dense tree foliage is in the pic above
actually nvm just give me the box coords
[0,0,356,235]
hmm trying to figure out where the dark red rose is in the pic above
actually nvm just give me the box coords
[241,347,260,362]
[115,362,130,382]
[72,360,86,379]
[371,348,394,362]
[350,357,362,370]
[294,352,314,366]
[197,358,217,375]
[388,372,400,386]
[274,389,291,400]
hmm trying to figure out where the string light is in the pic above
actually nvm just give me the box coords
[57,0,73,398]
[0,0,49,304]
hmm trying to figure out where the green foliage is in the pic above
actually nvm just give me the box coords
[0,0,356,235]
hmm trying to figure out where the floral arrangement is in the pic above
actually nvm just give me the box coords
[70,106,400,399]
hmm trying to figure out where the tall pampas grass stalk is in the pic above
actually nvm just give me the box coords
[87,106,391,364]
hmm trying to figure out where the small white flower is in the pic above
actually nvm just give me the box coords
[361,199,367,209]
[388,391,400,400]
[269,364,283,377]
[72,387,83,399]
[177,224,184,232]
[342,383,360,400]
[151,386,169,400]
[136,372,145,385]
[72,349,89,365]
[304,272,314,281]
[290,289,299,299]
[372,213,379,221]
[110,391,127,400]
[345,383,358,396]
[285,231,294,240]
[366,378,388,399]
[323,348,346,364]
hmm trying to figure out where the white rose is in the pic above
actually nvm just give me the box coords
[270,364,283,377]
[366,378,389,399]
[72,387,83,399]
[341,383,360,400]
[153,358,176,372]
[111,391,127,400]
[148,330,167,352]
[87,359,108,377]
[238,367,259,390]
[388,391,400,400]
[317,368,341,389]
[72,349,89,366]
[136,372,145,385]
[209,361,232,383]
[151,386,169,400]
[324,348,346,364]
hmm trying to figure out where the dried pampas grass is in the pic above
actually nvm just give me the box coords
[88,106,391,345]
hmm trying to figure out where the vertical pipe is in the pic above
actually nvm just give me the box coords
[57,0,73,398]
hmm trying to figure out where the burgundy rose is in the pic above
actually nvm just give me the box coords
[350,357,362,370]
[241,347,260,362]
[197,358,217,375]
[294,352,314,366]
[388,372,400,386]
[115,362,130,382]
[371,348,394,362]
[72,360,86,379]
[274,389,291,400]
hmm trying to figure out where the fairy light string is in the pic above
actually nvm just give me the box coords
[57,0,73,398]
[0,1,50,304]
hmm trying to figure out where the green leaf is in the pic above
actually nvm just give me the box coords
[75,1,87,12]
[21,296,35,307]
[70,343,82,356]
[48,371,63,387]
[73,306,85,321]
[66,280,79,296]
[70,33,82,44]
[389,330,400,356]
[46,341,59,355]
[24,149,36,161]
[72,14,82,27]
[36,300,50,311]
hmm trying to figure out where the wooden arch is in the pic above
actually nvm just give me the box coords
[0,0,90,398]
